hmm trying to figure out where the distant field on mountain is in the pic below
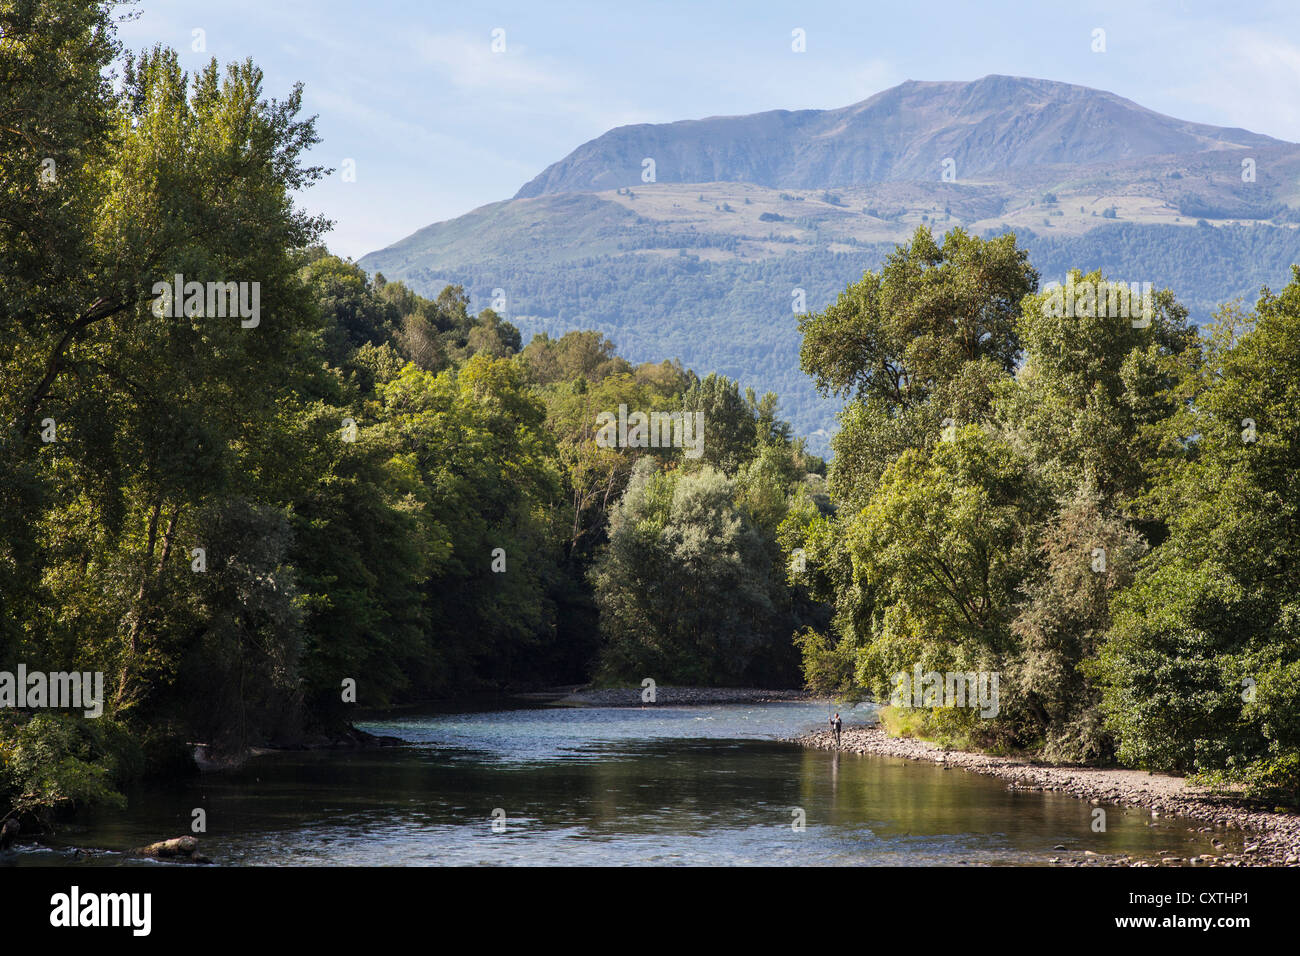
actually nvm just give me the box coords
[361,76,1300,453]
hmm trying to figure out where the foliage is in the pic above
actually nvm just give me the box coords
[792,222,1300,793]
[1093,271,1300,790]
[590,460,797,685]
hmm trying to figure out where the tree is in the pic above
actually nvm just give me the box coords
[520,330,630,386]
[791,227,1041,723]
[996,270,1198,506]
[592,461,791,685]
[679,373,756,475]
[800,226,1037,506]
[1009,484,1146,762]
[1095,271,1300,790]
[299,254,398,363]
[799,226,1036,410]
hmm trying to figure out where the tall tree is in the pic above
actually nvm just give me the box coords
[799,226,1037,507]
[1096,271,1300,790]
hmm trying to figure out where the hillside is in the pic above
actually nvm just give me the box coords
[516,75,1286,197]
[361,76,1300,452]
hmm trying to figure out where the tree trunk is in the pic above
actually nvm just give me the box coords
[115,499,181,708]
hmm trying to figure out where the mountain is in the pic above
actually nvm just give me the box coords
[362,76,1300,454]
[516,75,1285,197]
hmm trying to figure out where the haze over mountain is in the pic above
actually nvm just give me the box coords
[362,76,1300,453]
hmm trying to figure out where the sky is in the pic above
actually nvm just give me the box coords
[118,0,1300,260]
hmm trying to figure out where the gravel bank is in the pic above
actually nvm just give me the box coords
[797,724,1300,867]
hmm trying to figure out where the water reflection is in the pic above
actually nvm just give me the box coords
[6,702,1238,866]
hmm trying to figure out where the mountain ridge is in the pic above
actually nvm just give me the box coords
[514,75,1290,198]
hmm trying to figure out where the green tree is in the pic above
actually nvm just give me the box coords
[1009,484,1146,762]
[1095,272,1300,790]
[679,373,757,475]
[996,270,1198,506]
[800,226,1037,507]
[592,460,792,685]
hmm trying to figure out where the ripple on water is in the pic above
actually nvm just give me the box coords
[9,702,1240,866]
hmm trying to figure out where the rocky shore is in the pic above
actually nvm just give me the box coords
[553,686,812,707]
[797,723,1300,867]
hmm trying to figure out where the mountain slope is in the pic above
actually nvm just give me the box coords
[364,76,1300,453]
[516,75,1285,197]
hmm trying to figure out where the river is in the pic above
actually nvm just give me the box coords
[6,701,1236,865]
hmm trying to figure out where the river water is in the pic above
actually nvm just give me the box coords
[6,701,1235,865]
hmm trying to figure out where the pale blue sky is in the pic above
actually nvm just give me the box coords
[119,0,1300,259]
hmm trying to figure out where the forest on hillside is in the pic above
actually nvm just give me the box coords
[394,219,1300,453]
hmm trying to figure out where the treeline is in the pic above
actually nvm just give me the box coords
[0,2,820,820]
[789,224,1300,795]
[404,247,881,451]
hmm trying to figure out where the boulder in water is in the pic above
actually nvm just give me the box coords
[132,835,211,863]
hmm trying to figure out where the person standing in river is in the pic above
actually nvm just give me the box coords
[830,712,842,747]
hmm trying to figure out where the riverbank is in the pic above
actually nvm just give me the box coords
[797,723,1300,867]
[549,686,813,707]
